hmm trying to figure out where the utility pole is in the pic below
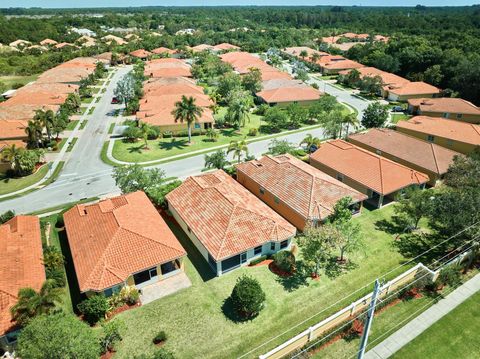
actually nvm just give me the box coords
[357,279,381,359]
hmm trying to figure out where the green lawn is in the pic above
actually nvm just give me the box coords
[78,107,89,115]
[391,291,480,359]
[0,74,39,89]
[112,108,265,162]
[108,122,116,134]
[66,120,79,131]
[66,138,78,152]
[391,113,412,124]
[82,97,94,104]
[108,206,414,358]
[79,120,87,130]
[0,164,48,195]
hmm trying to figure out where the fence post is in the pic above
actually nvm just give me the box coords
[350,302,356,316]
[308,326,315,341]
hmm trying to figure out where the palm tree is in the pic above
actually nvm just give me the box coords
[342,113,360,138]
[228,139,249,163]
[34,109,55,142]
[299,50,308,60]
[205,128,219,142]
[311,52,320,63]
[300,133,322,152]
[10,280,62,326]
[138,122,152,149]
[1,144,23,174]
[25,120,43,149]
[226,100,251,129]
[172,96,204,144]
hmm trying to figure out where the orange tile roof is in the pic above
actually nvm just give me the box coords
[139,93,213,111]
[14,82,79,96]
[396,116,480,146]
[4,91,68,106]
[387,81,440,96]
[0,139,27,152]
[145,83,205,96]
[63,191,186,292]
[138,107,214,127]
[143,76,196,90]
[151,47,176,55]
[40,38,57,46]
[166,170,296,261]
[55,42,76,49]
[144,58,191,78]
[0,120,27,139]
[237,154,367,222]
[256,85,322,104]
[0,104,59,121]
[0,216,45,336]
[408,97,480,116]
[341,67,409,88]
[348,129,461,176]
[322,59,365,71]
[214,43,240,51]
[130,49,152,58]
[310,139,429,195]
[190,44,215,52]
[283,47,329,58]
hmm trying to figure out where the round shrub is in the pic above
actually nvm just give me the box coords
[230,274,266,319]
[248,128,258,136]
[153,330,167,344]
[273,250,296,273]
[78,295,109,325]
[119,286,140,305]
[436,266,462,288]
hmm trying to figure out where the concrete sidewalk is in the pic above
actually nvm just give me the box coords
[365,273,480,358]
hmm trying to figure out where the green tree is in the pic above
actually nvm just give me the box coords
[342,113,360,137]
[359,75,383,97]
[264,106,289,131]
[139,122,153,149]
[242,67,262,93]
[287,103,309,126]
[114,73,136,108]
[17,313,100,359]
[100,320,123,354]
[10,280,62,326]
[204,150,229,169]
[25,119,43,148]
[225,90,253,129]
[335,221,364,262]
[205,128,219,142]
[33,109,55,142]
[329,196,354,224]
[299,133,322,151]
[299,50,308,60]
[229,274,266,319]
[268,138,295,155]
[227,139,249,163]
[112,164,166,194]
[217,72,242,102]
[0,210,15,224]
[172,95,204,144]
[361,101,388,128]
[395,187,434,230]
[63,93,81,114]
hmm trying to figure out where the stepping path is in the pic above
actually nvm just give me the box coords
[365,273,480,359]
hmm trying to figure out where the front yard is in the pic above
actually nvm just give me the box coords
[0,164,48,195]
[105,206,414,358]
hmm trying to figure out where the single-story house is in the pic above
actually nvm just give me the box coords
[407,97,480,124]
[63,191,186,297]
[0,216,45,348]
[190,44,216,53]
[348,128,461,186]
[144,58,192,78]
[101,34,127,45]
[256,83,323,107]
[309,139,429,208]
[39,38,58,46]
[236,154,367,230]
[151,47,177,56]
[213,43,240,52]
[320,58,364,75]
[166,170,296,275]
[386,82,440,102]
[396,116,480,155]
[130,49,152,60]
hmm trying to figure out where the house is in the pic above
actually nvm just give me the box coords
[256,84,322,107]
[39,38,57,46]
[348,129,461,185]
[9,39,31,49]
[151,47,176,56]
[144,58,192,78]
[76,35,96,47]
[386,81,440,102]
[396,116,480,155]
[101,35,127,45]
[283,46,329,60]
[166,170,296,275]
[213,43,240,52]
[236,154,367,230]
[125,33,140,41]
[130,49,152,60]
[320,58,364,75]
[63,191,186,296]
[190,44,215,53]
[407,97,480,124]
[310,140,429,208]
[0,216,45,347]
[54,42,77,50]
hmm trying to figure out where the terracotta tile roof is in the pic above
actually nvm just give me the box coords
[0,216,45,336]
[237,154,367,222]
[143,76,196,90]
[145,83,205,96]
[151,47,176,55]
[397,116,480,146]
[340,67,409,88]
[214,43,240,51]
[0,139,27,152]
[322,59,365,71]
[283,47,329,58]
[190,44,215,52]
[408,97,480,116]
[130,49,152,58]
[0,120,27,139]
[166,170,296,261]
[14,82,79,96]
[4,91,68,106]
[387,81,440,96]
[39,38,57,46]
[55,42,76,49]
[144,58,191,78]
[139,93,213,111]
[63,191,186,292]
[310,139,429,195]
[220,52,288,79]
[0,104,59,121]
[256,85,322,104]
[102,35,127,45]
[138,106,214,127]
[348,129,461,176]
[77,35,96,47]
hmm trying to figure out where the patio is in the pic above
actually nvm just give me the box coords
[139,271,192,305]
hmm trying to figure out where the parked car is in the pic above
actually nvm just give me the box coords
[111,97,120,104]
[391,106,404,112]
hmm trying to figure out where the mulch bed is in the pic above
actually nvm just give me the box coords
[268,262,294,277]
[250,259,273,267]
[100,350,115,359]
[106,302,141,320]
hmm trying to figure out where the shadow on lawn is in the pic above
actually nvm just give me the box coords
[375,215,411,236]
[159,139,189,151]
[276,261,310,292]
[221,297,259,323]
[127,144,146,154]
[393,232,450,265]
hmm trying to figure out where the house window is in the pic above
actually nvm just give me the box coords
[259,187,265,195]
[187,226,191,233]
[336,173,344,182]
[427,135,435,142]
[280,240,288,249]
[375,150,382,155]
[240,252,247,264]
[194,123,201,129]
[456,113,463,119]
[274,196,280,204]
[270,242,276,251]
[446,139,454,147]
[254,246,262,255]
[5,330,18,344]
[442,112,449,118]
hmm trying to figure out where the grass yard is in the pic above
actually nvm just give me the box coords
[109,206,415,359]
[112,108,265,162]
[79,120,88,130]
[66,120,79,131]
[66,138,78,152]
[0,164,48,195]
[78,107,89,115]
[391,290,480,359]
[82,97,94,104]
[108,122,116,134]
[88,107,95,115]
[391,113,412,124]
[0,74,39,89]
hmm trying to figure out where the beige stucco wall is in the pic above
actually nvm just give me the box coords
[418,111,480,124]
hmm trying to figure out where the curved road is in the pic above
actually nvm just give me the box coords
[0,67,369,214]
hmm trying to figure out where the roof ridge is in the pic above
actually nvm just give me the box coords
[0,287,17,301]
[216,203,240,259]
[430,142,441,175]
[120,226,185,256]
[378,155,385,194]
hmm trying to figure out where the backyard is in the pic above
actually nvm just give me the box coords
[0,74,39,90]
[102,205,417,358]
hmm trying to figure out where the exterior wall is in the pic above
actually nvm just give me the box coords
[141,122,212,135]
[267,99,319,109]
[396,127,477,155]
[418,111,480,124]
[237,170,307,230]
[347,139,440,186]
[388,92,435,102]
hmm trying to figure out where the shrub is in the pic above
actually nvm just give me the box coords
[249,255,267,266]
[152,348,175,359]
[436,265,462,288]
[119,286,140,305]
[230,274,266,319]
[46,267,66,288]
[248,127,258,136]
[255,104,270,115]
[0,210,15,224]
[273,250,296,273]
[55,215,65,228]
[123,126,142,142]
[163,131,173,138]
[153,330,167,344]
[147,126,161,140]
[78,295,109,325]
[100,321,123,354]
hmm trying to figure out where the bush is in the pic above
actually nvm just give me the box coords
[123,126,142,142]
[153,330,167,344]
[46,267,66,288]
[100,321,123,354]
[248,127,258,136]
[0,210,15,224]
[55,215,65,228]
[230,274,266,319]
[273,250,296,273]
[152,348,175,359]
[249,255,267,266]
[119,286,140,305]
[147,126,161,140]
[436,265,462,288]
[78,295,109,325]
[163,131,173,138]
[254,104,270,115]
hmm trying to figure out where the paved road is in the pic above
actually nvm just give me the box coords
[0,64,365,214]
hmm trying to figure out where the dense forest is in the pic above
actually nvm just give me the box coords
[1,6,480,103]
